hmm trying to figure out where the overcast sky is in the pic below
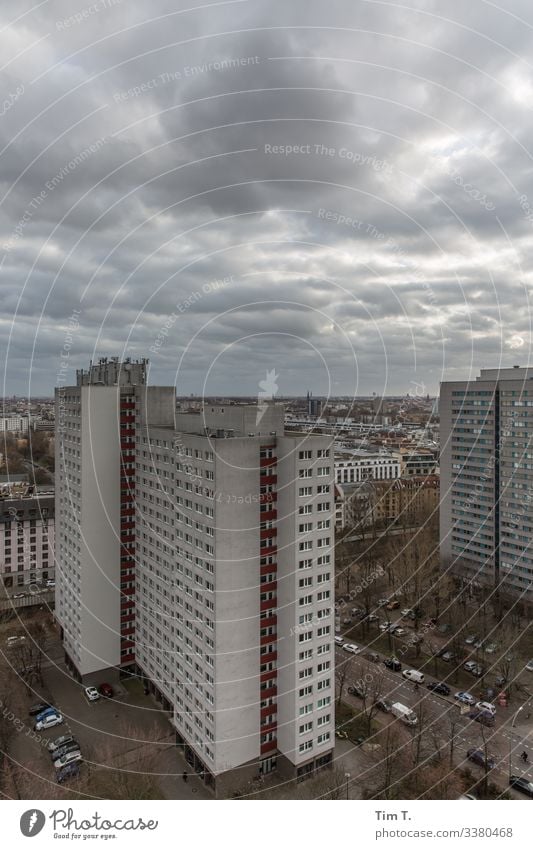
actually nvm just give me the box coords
[2,0,533,397]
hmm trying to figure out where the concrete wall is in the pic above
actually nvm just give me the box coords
[213,438,261,774]
[79,386,121,675]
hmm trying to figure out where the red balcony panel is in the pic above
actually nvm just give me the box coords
[260,457,277,468]
[260,670,277,684]
[120,455,136,464]
[260,580,277,594]
[260,528,277,540]
[260,615,277,629]
[260,718,277,733]
[121,627,135,638]
[120,638,135,648]
[260,509,277,521]
[122,586,135,596]
[120,613,135,624]
[260,651,278,665]
[260,740,277,755]
[261,686,277,700]
[120,654,135,665]
[121,493,135,503]
[120,414,135,422]
[260,704,278,719]
[260,632,276,646]
[260,598,277,613]
[260,564,277,577]
[120,402,135,410]
[120,575,135,585]
[260,545,277,557]
[260,475,277,486]
[120,547,135,557]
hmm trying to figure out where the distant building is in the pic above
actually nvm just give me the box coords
[334,450,400,485]
[0,489,54,589]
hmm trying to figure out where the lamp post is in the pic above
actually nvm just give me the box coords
[508,705,524,780]
[345,772,350,800]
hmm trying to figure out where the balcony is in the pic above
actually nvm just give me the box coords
[260,739,277,755]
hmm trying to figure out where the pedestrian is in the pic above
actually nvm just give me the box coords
[521,751,528,763]
[182,771,188,782]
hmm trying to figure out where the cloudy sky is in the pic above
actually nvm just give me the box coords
[1,0,533,397]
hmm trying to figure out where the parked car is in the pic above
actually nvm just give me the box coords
[525,659,533,673]
[464,635,478,645]
[51,742,81,763]
[347,684,365,699]
[48,734,78,754]
[401,608,413,618]
[427,681,450,696]
[84,686,100,702]
[494,675,507,687]
[351,607,363,617]
[365,651,380,663]
[454,691,476,706]
[391,627,406,636]
[379,623,392,632]
[473,639,485,650]
[383,657,401,672]
[377,598,389,607]
[484,643,498,654]
[468,709,495,727]
[342,617,352,625]
[441,651,456,663]
[28,702,52,717]
[374,699,392,713]
[470,664,485,677]
[46,580,56,588]
[35,713,63,732]
[334,636,344,646]
[402,669,424,684]
[367,614,379,623]
[475,701,496,716]
[509,775,533,798]
[467,748,495,770]
[386,600,400,610]
[342,643,362,655]
[56,763,80,784]
[54,750,82,770]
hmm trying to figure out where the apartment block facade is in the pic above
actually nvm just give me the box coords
[0,490,54,589]
[55,361,335,791]
[440,366,533,600]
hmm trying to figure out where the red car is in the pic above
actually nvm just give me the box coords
[98,683,114,698]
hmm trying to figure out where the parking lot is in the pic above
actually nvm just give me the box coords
[8,633,210,799]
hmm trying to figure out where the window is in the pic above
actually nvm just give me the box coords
[299,469,312,478]
[299,487,312,497]
[299,740,313,753]
[299,721,313,734]
[299,450,312,460]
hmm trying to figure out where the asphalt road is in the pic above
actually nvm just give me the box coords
[336,645,533,798]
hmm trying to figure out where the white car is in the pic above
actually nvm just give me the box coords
[35,713,63,732]
[342,643,361,654]
[402,669,424,683]
[6,635,26,647]
[334,636,344,646]
[54,750,82,770]
[525,660,533,672]
[454,691,476,706]
[84,687,100,702]
[475,701,496,715]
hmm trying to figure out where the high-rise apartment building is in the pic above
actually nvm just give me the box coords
[440,366,533,600]
[55,360,335,792]
[55,357,175,679]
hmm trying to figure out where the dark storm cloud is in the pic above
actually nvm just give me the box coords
[1,0,533,394]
